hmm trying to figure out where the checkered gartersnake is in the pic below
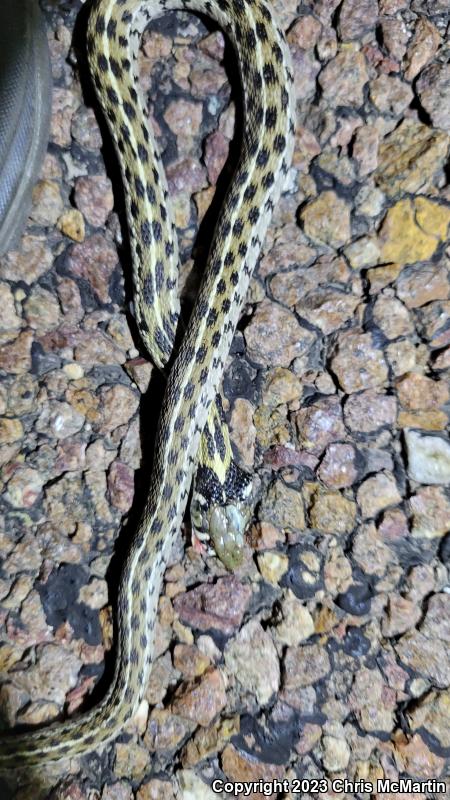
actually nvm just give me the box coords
[0,0,295,767]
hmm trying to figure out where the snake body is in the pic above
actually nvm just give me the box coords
[0,0,295,767]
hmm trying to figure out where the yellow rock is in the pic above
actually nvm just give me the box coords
[256,551,289,584]
[57,209,85,242]
[398,410,448,430]
[0,417,23,443]
[415,196,450,240]
[379,198,450,266]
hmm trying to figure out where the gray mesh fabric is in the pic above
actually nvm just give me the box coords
[0,0,52,253]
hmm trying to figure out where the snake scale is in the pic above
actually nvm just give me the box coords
[0,0,295,768]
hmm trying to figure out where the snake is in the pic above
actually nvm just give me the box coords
[0,0,295,768]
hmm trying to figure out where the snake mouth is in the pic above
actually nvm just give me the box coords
[0,0,52,255]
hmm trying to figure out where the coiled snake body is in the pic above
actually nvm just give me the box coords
[0,0,295,767]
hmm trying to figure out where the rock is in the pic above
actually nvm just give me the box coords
[29,179,64,227]
[409,486,450,539]
[309,489,356,535]
[188,56,227,100]
[114,742,150,780]
[396,261,449,308]
[352,522,392,576]
[418,300,450,349]
[51,86,80,147]
[0,418,23,445]
[175,771,215,800]
[324,546,352,596]
[124,358,153,393]
[295,288,359,334]
[37,401,85,440]
[331,331,388,393]
[259,481,305,532]
[78,578,108,610]
[349,667,396,733]
[203,130,229,185]
[101,783,133,800]
[173,576,251,635]
[344,236,380,269]
[256,551,289,585]
[24,286,61,333]
[71,105,103,151]
[416,63,450,133]
[337,0,378,40]
[173,644,210,680]
[404,430,450,485]
[395,594,450,688]
[357,472,401,519]
[352,124,379,176]
[322,725,350,772]
[107,460,135,512]
[370,75,413,115]
[68,233,118,304]
[198,31,225,61]
[58,277,84,323]
[379,0,407,11]
[420,593,450,644]
[0,234,53,284]
[287,15,322,50]
[344,390,396,432]
[378,508,409,542]
[262,368,301,407]
[74,175,114,227]
[171,667,227,727]
[382,594,422,637]
[404,18,441,81]
[145,707,194,754]
[9,643,82,706]
[4,465,44,508]
[229,398,256,468]
[291,46,321,103]
[98,385,139,433]
[295,396,346,456]
[300,190,350,248]
[181,715,239,767]
[372,295,413,340]
[319,49,368,107]
[375,120,449,197]
[163,99,202,138]
[275,590,315,647]
[317,443,357,489]
[0,330,33,374]
[408,689,450,749]
[0,282,21,334]
[366,262,402,293]
[221,743,284,787]
[380,17,409,61]
[283,643,330,689]
[57,209,85,242]
[393,732,445,780]
[224,619,279,705]
[396,372,448,411]
[378,198,450,266]
[166,158,207,226]
[245,299,314,367]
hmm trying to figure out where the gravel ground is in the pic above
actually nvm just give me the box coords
[0,0,449,798]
